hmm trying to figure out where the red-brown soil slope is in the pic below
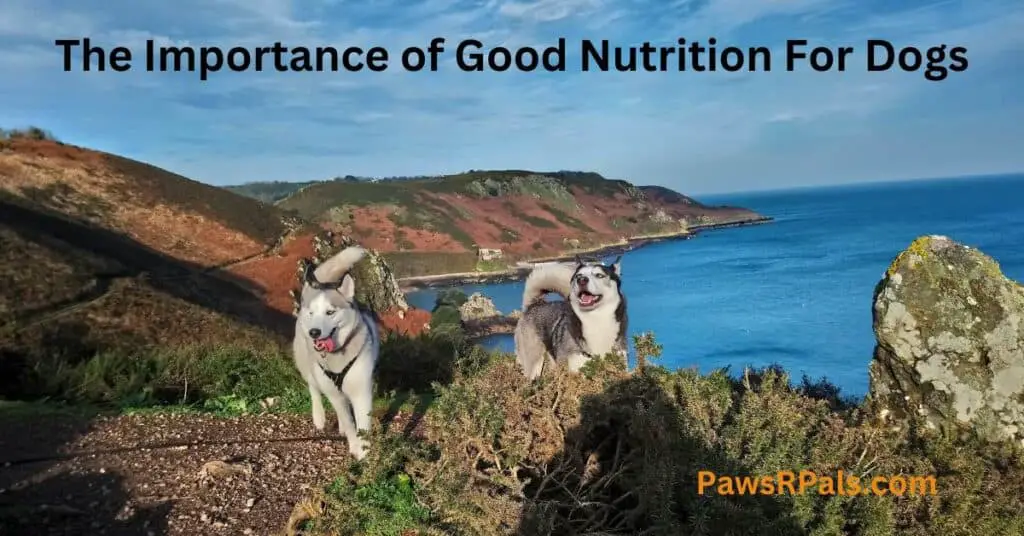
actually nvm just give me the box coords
[0,137,425,397]
[0,138,296,382]
[0,138,298,267]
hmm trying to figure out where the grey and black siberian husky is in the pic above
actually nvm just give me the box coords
[514,256,628,379]
[292,246,379,460]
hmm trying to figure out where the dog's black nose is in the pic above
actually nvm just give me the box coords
[576,275,589,285]
[308,328,322,339]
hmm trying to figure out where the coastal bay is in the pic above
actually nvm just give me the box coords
[405,174,1024,397]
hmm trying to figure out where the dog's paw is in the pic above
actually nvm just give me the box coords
[349,439,369,461]
[312,413,326,431]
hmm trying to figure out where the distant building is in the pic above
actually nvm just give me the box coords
[478,248,504,261]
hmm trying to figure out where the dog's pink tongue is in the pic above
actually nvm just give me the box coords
[579,294,595,305]
[313,338,336,352]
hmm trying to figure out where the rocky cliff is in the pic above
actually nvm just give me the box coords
[870,235,1024,444]
[290,230,409,316]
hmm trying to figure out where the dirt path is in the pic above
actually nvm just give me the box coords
[207,228,300,273]
[2,227,301,335]
[0,409,412,536]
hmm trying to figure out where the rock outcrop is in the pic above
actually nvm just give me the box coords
[458,292,501,322]
[457,293,521,339]
[870,235,1024,444]
[291,231,409,316]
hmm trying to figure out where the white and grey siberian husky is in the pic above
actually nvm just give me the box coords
[292,246,379,460]
[514,256,628,379]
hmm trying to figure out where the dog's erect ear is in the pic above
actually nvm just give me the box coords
[302,259,318,287]
[338,273,356,300]
[611,255,622,276]
[574,255,584,268]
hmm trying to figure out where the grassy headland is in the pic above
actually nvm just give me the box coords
[229,170,770,281]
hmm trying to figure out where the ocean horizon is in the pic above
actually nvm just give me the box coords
[406,173,1024,398]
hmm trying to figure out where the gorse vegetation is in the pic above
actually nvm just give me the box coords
[17,344,301,412]
[0,126,59,142]
[9,285,1022,535]
[268,291,1024,536]
[288,330,1024,536]
[4,292,481,415]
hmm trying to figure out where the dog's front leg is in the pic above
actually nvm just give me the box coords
[308,380,326,431]
[347,394,371,461]
[520,353,547,381]
[323,387,360,452]
[342,372,373,461]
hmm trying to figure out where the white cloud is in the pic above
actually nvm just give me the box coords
[687,0,840,30]
[0,3,96,39]
[498,0,604,22]
[0,0,1021,193]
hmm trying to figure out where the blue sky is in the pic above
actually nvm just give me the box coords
[2,0,1022,195]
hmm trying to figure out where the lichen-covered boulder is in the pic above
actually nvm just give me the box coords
[293,231,408,315]
[459,292,501,322]
[869,235,1024,444]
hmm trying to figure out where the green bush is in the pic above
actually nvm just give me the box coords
[1,126,58,141]
[17,343,306,413]
[310,470,433,536]
[376,329,492,395]
[433,289,469,311]
[429,305,463,336]
[383,252,479,278]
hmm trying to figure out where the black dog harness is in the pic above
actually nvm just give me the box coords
[317,324,363,386]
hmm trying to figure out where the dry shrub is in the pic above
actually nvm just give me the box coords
[295,333,1024,536]
[414,353,618,534]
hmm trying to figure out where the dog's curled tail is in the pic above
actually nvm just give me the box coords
[313,246,367,283]
[521,262,576,310]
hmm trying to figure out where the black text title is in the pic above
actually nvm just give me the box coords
[54,37,969,82]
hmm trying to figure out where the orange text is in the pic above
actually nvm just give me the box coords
[696,470,938,497]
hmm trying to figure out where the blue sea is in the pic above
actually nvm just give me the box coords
[406,174,1024,398]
